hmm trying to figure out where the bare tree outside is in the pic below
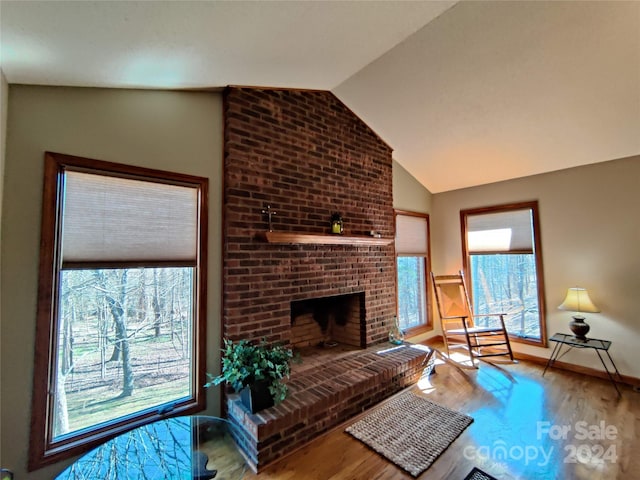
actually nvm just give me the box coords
[470,254,541,339]
[397,257,427,330]
[52,267,194,439]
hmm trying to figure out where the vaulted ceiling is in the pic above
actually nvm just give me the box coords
[2,1,638,192]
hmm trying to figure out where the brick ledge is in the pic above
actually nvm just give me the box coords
[226,343,432,471]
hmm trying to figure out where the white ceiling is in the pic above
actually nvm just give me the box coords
[1,0,639,193]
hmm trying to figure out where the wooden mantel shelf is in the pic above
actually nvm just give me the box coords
[256,231,393,246]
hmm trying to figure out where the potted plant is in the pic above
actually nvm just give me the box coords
[205,338,295,413]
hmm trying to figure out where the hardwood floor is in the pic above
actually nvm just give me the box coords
[242,352,640,480]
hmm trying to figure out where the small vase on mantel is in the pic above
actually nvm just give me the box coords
[330,212,344,235]
[388,316,405,345]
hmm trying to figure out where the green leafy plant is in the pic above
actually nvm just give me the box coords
[205,338,295,404]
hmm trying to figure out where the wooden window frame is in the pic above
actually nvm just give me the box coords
[460,201,547,347]
[29,152,209,470]
[394,210,433,336]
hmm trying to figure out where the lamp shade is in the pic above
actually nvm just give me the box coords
[558,287,600,313]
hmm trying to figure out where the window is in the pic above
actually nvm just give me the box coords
[30,152,208,469]
[461,201,546,346]
[395,210,432,334]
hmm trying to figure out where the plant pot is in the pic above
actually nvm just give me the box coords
[240,380,274,413]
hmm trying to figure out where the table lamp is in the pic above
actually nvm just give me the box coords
[558,287,600,340]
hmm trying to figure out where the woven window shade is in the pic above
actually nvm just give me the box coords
[467,209,533,254]
[396,214,428,256]
[62,171,198,265]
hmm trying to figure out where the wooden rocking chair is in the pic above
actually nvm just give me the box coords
[431,270,514,368]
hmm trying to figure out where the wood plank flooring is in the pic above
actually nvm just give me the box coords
[241,351,640,480]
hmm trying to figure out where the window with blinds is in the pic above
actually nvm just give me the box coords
[394,211,431,333]
[62,171,199,266]
[395,213,429,257]
[461,202,546,345]
[466,209,534,254]
[30,152,208,470]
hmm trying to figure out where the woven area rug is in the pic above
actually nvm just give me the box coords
[346,391,473,477]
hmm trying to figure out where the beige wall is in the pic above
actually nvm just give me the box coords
[0,69,7,471]
[1,70,7,215]
[392,159,432,214]
[0,85,223,478]
[392,159,434,344]
[431,155,640,377]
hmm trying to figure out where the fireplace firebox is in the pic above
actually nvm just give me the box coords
[291,292,365,349]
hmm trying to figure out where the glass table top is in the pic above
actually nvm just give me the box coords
[55,416,246,480]
[549,332,611,350]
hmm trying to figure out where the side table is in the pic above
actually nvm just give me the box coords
[542,333,623,397]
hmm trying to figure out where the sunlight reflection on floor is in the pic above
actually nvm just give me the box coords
[467,368,566,479]
[410,349,624,479]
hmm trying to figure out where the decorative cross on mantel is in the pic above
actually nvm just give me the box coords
[261,205,277,232]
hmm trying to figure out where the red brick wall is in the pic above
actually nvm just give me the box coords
[223,87,396,347]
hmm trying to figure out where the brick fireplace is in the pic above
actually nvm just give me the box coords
[223,86,396,347]
[221,87,428,471]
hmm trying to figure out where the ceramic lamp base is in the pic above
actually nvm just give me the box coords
[569,316,590,340]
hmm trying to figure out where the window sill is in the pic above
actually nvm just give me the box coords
[403,324,433,338]
[510,335,547,348]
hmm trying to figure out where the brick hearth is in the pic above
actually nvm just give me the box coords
[226,344,432,471]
